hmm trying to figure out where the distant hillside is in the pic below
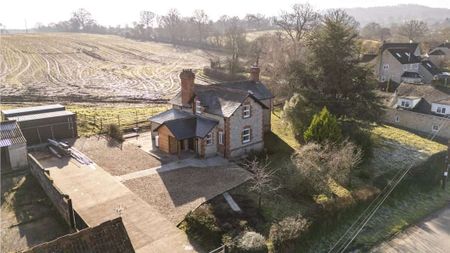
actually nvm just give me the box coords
[344,4,450,26]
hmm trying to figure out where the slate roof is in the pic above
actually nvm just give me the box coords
[437,42,450,49]
[0,120,26,148]
[2,104,65,118]
[380,42,419,52]
[401,72,421,78]
[171,84,269,117]
[7,110,75,122]
[388,48,421,64]
[22,217,134,253]
[395,83,450,113]
[421,60,442,76]
[156,114,219,140]
[148,108,192,125]
[210,80,274,100]
[435,97,450,106]
[429,49,445,55]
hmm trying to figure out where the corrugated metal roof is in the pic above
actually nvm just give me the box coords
[8,110,75,122]
[2,104,65,118]
[0,120,26,147]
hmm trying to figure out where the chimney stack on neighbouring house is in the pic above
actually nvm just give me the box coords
[250,65,260,82]
[180,69,195,107]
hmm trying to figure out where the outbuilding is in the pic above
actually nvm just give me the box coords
[2,104,77,145]
[0,120,28,171]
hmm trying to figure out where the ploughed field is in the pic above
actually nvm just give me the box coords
[0,33,217,101]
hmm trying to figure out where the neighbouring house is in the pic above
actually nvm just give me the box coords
[0,120,28,171]
[383,82,450,139]
[1,104,77,145]
[149,67,273,159]
[428,41,450,67]
[375,42,443,85]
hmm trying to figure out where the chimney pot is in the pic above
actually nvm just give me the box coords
[180,69,195,107]
[250,65,260,82]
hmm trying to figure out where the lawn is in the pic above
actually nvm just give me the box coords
[186,112,449,252]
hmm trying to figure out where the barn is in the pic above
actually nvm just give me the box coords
[2,105,77,145]
[0,120,28,171]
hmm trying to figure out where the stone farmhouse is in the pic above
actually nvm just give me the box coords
[383,82,450,139]
[149,67,273,159]
[374,42,443,85]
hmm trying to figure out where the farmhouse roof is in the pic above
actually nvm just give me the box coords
[2,104,65,118]
[360,54,378,63]
[421,60,441,76]
[434,97,450,106]
[155,114,218,140]
[437,42,450,49]
[0,120,26,148]
[171,84,268,117]
[22,217,134,253]
[388,48,421,64]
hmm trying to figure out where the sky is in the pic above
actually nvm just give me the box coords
[1,0,449,29]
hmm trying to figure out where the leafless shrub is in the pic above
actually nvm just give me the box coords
[244,158,280,209]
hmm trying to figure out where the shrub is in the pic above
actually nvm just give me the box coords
[340,120,373,159]
[269,215,310,251]
[282,93,318,142]
[304,107,342,143]
[106,123,124,142]
[180,205,223,249]
[232,231,268,253]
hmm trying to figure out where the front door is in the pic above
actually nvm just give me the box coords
[168,136,178,154]
[188,138,194,151]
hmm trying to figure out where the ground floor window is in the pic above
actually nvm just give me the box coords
[432,124,439,132]
[395,116,400,122]
[218,131,224,145]
[205,132,213,145]
[242,127,251,144]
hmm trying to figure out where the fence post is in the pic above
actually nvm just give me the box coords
[118,115,121,127]
[135,110,138,128]
[100,118,103,133]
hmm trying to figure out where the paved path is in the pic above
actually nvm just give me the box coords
[33,152,199,253]
[371,204,450,253]
[118,156,230,182]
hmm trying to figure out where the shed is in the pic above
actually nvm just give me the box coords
[7,110,77,145]
[1,104,65,119]
[0,120,28,170]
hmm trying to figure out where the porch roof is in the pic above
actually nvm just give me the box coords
[148,108,192,125]
[157,116,218,140]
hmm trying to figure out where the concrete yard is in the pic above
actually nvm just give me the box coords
[1,170,69,253]
[70,136,162,176]
[31,151,198,253]
[123,166,252,224]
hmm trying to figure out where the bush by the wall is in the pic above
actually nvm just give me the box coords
[269,215,310,252]
[106,123,124,142]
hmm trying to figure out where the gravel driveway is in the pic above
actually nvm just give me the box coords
[123,165,252,224]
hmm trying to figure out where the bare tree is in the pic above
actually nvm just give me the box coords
[158,9,182,43]
[274,3,320,51]
[71,8,95,31]
[291,141,362,195]
[140,11,155,39]
[192,9,209,45]
[244,158,280,209]
[224,17,246,74]
[398,20,428,41]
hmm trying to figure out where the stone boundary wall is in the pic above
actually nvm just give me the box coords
[28,154,76,230]
[382,109,450,140]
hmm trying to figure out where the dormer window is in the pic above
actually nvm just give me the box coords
[400,101,410,108]
[242,103,251,118]
[437,107,446,114]
[195,100,202,114]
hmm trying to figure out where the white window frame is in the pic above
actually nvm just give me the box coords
[403,65,408,71]
[242,128,251,144]
[218,131,224,145]
[395,116,400,123]
[205,132,213,145]
[437,107,442,113]
[242,104,251,118]
[432,125,439,132]
[195,100,202,114]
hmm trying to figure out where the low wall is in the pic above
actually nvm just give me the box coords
[383,109,450,140]
[28,154,76,230]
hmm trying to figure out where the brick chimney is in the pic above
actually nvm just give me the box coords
[180,69,195,107]
[250,65,260,82]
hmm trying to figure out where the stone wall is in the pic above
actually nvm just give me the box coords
[28,154,76,230]
[229,97,264,158]
[383,109,450,140]
[8,143,28,170]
